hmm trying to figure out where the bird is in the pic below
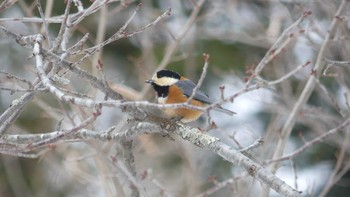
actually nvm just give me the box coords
[145,69,235,123]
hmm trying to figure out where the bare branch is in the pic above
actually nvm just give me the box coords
[266,117,350,164]
[196,174,249,197]
[187,53,209,103]
[35,0,52,47]
[244,10,311,87]
[239,138,264,152]
[269,0,349,177]
[0,118,301,196]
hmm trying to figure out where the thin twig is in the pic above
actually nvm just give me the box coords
[0,0,17,12]
[266,117,350,164]
[27,112,99,150]
[53,0,72,52]
[290,159,299,191]
[0,71,34,89]
[315,79,346,117]
[268,0,348,178]
[0,149,49,158]
[187,53,209,103]
[0,87,33,93]
[244,10,311,87]
[318,126,350,196]
[196,173,248,197]
[210,61,311,110]
[239,138,264,152]
[35,0,52,48]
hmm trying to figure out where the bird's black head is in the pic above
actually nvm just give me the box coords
[156,70,181,80]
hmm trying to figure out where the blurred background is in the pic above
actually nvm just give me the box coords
[1,0,350,196]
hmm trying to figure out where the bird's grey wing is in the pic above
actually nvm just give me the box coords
[175,80,213,104]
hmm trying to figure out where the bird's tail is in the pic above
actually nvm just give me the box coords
[213,106,236,116]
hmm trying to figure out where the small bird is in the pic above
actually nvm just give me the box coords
[145,69,235,123]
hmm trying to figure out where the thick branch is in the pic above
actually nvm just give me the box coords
[0,119,301,196]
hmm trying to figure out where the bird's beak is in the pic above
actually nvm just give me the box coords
[145,79,154,84]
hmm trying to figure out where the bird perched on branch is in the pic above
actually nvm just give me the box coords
[145,69,235,123]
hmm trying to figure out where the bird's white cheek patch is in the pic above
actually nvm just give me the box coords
[155,77,178,86]
[157,97,167,104]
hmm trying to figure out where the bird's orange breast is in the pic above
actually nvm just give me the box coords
[164,85,206,122]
